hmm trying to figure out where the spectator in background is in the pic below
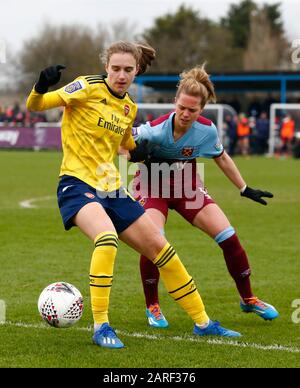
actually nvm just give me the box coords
[0,102,49,127]
[248,116,256,153]
[292,132,300,158]
[254,112,270,155]
[229,97,241,114]
[0,106,4,122]
[12,102,21,117]
[237,113,251,156]
[224,114,238,156]
[4,106,14,123]
[280,115,295,157]
[30,112,47,127]
[24,110,32,127]
[12,110,25,126]
[262,95,277,114]
[248,98,261,119]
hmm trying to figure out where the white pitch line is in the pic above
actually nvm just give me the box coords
[19,196,55,209]
[2,320,300,354]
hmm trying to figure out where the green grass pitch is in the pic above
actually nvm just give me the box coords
[0,151,299,368]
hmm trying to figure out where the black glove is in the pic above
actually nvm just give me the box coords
[129,140,150,163]
[35,65,66,94]
[241,186,274,205]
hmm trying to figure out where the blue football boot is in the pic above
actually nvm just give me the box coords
[146,303,169,328]
[193,320,241,337]
[93,322,125,349]
[240,297,279,321]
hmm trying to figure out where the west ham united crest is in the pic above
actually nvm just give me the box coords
[124,104,130,116]
[181,147,194,157]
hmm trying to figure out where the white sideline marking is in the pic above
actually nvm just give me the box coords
[0,300,6,323]
[19,196,55,209]
[2,320,300,354]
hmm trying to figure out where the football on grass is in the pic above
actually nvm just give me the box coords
[38,282,83,328]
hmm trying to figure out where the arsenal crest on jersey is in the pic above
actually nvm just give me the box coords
[181,147,194,157]
[124,104,130,116]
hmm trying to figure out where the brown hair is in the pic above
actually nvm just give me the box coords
[176,64,216,108]
[100,41,156,75]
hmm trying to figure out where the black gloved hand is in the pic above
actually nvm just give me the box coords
[129,140,150,163]
[35,65,66,94]
[241,186,274,205]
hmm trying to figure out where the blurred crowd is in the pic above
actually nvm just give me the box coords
[223,112,299,158]
[0,102,61,128]
[0,102,48,127]
[1,100,299,158]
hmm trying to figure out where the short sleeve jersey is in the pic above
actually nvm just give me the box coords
[56,75,137,191]
[133,111,223,160]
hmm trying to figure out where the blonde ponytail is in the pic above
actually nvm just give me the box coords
[176,64,216,108]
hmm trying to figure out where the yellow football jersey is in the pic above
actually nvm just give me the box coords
[27,75,137,192]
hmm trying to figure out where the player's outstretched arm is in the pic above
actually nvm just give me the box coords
[240,186,273,205]
[214,151,273,205]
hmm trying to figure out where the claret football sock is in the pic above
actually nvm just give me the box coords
[218,234,253,300]
[153,242,209,325]
[89,231,118,326]
[140,255,160,307]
